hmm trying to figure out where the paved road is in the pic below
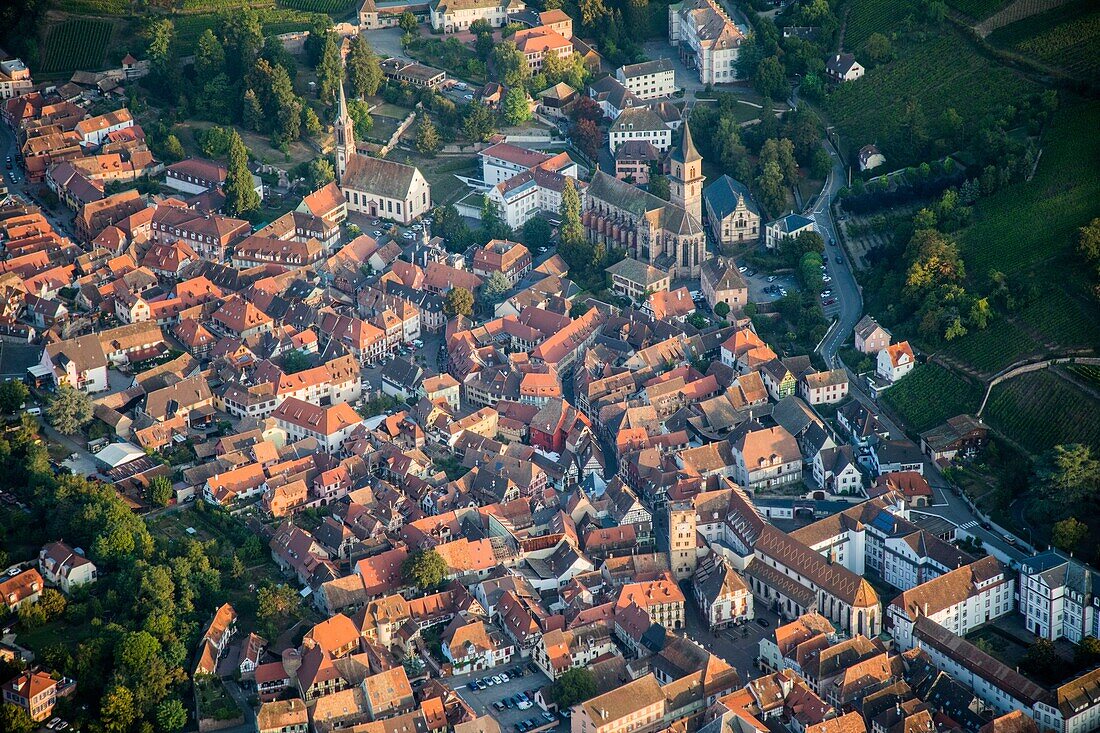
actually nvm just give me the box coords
[0,124,77,238]
[809,138,862,368]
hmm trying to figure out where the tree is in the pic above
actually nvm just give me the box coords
[1075,637,1100,668]
[155,698,187,732]
[865,32,893,64]
[146,474,173,508]
[402,548,448,590]
[1052,517,1088,554]
[1042,444,1100,505]
[0,380,28,414]
[46,384,92,434]
[755,160,786,215]
[308,157,336,189]
[481,272,511,304]
[346,34,382,98]
[194,28,226,83]
[549,668,597,708]
[444,287,474,319]
[753,55,786,99]
[224,130,260,218]
[570,118,600,161]
[463,103,496,143]
[303,16,334,66]
[316,32,344,107]
[522,217,552,252]
[492,42,530,89]
[162,134,185,162]
[197,73,232,123]
[242,88,264,132]
[480,196,512,241]
[648,173,670,201]
[714,301,730,318]
[257,584,302,638]
[0,703,34,733]
[399,11,418,34]
[100,684,138,733]
[1078,217,1100,283]
[560,178,584,246]
[145,19,179,103]
[416,117,441,155]
[220,8,263,80]
[579,0,609,28]
[282,349,312,374]
[347,98,374,138]
[502,87,532,126]
[1020,639,1060,680]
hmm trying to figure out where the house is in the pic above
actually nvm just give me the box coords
[572,674,666,733]
[616,573,685,630]
[257,698,309,733]
[876,341,914,383]
[667,0,746,84]
[271,397,364,453]
[472,239,532,287]
[0,569,43,611]
[853,314,891,354]
[703,175,760,247]
[871,471,933,507]
[693,554,752,629]
[614,140,661,184]
[616,59,676,100]
[588,76,642,120]
[74,108,134,147]
[2,671,58,722]
[194,603,238,676]
[731,425,802,492]
[38,541,97,593]
[812,445,862,495]
[441,618,515,672]
[514,27,572,72]
[606,258,671,301]
[858,145,885,171]
[799,369,848,405]
[871,440,924,477]
[699,257,748,313]
[919,414,987,463]
[429,0,526,32]
[1018,550,1100,643]
[764,213,815,249]
[888,556,1014,648]
[380,57,447,88]
[646,288,696,322]
[40,334,108,392]
[608,107,673,154]
[825,53,864,83]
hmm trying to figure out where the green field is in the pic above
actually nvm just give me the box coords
[843,0,917,49]
[989,0,1100,79]
[882,363,984,433]
[41,18,113,73]
[172,7,324,52]
[826,32,1039,162]
[985,370,1100,454]
[281,0,360,16]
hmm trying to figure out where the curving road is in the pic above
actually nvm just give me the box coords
[809,138,863,368]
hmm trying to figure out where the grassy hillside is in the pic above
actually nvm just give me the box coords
[988,0,1100,80]
[882,363,984,433]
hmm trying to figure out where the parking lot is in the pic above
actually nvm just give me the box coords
[452,664,564,733]
[682,595,783,682]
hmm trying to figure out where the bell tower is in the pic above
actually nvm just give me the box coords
[334,81,354,184]
[670,120,704,224]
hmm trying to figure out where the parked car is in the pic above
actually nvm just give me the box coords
[503,698,514,709]
[491,675,503,685]
[835,256,843,263]
[823,298,837,306]
[767,275,777,282]
[500,673,510,682]
[756,617,770,627]
[468,680,480,691]
[542,712,556,723]
[494,702,506,711]
[738,265,747,273]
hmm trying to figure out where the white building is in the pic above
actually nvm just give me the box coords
[1019,550,1100,643]
[668,0,745,85]
[428,0,526,32]
[876,341,915,383]
[270,397,364,453]
[765,213,815,249]
[0,58,33,100]
[616,59,677,101]
[74,109,134,147]
[38,541,97,593]
[608,107,673,154]
[887,556,1014,649]
[334,85,430,224]
[39,335,108,393]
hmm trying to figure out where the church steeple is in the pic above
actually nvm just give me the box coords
[670,120,704,223]
[334,81,354,184]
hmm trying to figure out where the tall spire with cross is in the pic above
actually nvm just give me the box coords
[670,119,704,223]
[334,81,354,184]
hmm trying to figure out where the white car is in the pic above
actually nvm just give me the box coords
[464,94,474,101]
[738,266,747,273]
[823,275,832,282]
[821,290,832,297]
[499,673,510,682]
[518,700,533,710]
[7,567,20,576]
[47,718,62,730]
[491,675,503,685]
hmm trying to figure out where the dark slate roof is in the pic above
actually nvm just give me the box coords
[703,174,759,219]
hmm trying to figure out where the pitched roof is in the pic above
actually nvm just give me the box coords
[703,175,759,219]
[342,154,423,201]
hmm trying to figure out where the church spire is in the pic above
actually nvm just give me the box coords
[672,119,701,164]
[334,80,354,184]
[669,119,704,224]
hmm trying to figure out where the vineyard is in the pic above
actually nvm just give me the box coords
[984,370,1100,454]
[1017,292,1100,352]
[41,19,113,74]
[989,0,1100,79]
[826,33,1038,164]
[1067,364,1100,388]
[281,0,361,16]
[882,364,983,433]
[55,0,130,13]
[843,0,917,49]
[178,0,275,11]
[940,318,1041,375]
[946,0,1011,20]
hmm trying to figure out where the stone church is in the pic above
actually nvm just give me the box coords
[583,121,708,279]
